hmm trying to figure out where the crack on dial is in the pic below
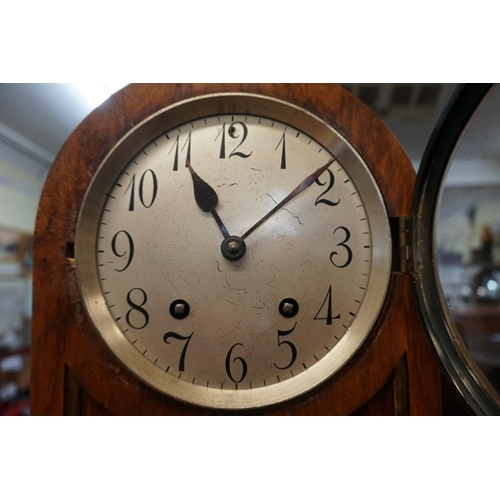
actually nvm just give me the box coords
[266,193,303,225]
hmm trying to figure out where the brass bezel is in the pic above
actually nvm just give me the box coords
[75,93,392,409]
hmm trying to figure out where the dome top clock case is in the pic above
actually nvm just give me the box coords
[32,84,444,415]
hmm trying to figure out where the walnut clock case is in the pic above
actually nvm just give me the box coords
[31,84,441,415]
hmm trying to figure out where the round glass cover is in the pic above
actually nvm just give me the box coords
[414,84,500,415]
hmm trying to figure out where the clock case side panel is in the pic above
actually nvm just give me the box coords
[32,83,441,415]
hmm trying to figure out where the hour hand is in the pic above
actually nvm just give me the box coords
[186,159,230,239]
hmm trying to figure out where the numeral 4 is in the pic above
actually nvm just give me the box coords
[314,285,340,325]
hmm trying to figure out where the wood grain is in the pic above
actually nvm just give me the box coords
[31,84,441,415]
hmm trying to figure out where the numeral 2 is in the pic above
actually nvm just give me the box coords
[315,169,340,206]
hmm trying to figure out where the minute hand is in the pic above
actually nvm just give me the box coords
[241,157,337,240]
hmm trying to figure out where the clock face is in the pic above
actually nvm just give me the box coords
[76,94,391,409]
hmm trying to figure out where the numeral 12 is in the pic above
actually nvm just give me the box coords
[216,122,252,159]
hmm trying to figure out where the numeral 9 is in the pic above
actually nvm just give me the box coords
[111,230,134,272]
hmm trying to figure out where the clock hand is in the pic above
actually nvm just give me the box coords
[241,157,337,240]
[186,159,230,239]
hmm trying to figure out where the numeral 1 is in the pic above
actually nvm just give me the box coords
[275,132,286,169]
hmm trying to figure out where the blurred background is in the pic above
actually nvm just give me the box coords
[0,83,127,415]
[2,83,499,415]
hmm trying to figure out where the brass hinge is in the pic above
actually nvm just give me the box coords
[391,216,412,274]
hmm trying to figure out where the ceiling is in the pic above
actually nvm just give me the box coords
[2,83,498,188]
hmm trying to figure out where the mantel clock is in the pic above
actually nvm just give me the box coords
[32,84,449,415]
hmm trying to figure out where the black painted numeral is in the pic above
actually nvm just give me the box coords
[111,230,134,272]
[216,122,252,159]
[163,332,194,372]
[126,288,149,329]
[330,226,353,268]
[217,123,226,159]
[275,133,286,169]
[314,285,340,325]
[170,132,191,171]
[274,322,297,370]
[225,343,248,383]
[125,170,158,211]
[315,169,340,206]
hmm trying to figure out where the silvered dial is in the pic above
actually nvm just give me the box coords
[76,94,391,409]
